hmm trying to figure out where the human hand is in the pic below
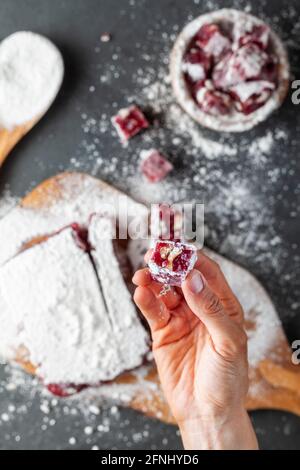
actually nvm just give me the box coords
[132,250,258,450]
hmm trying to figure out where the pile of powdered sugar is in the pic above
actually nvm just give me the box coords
[0,224,149,384]
[0,31,64,129]
[0,189,18,219]
[0,176,150,385]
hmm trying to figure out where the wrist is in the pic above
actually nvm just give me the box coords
[178,407,259,450]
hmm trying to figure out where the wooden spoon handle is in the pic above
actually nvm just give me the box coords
[0,119,36,167]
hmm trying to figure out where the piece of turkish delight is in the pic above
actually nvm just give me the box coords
[182,47,211,82]
[112,105,149,143]
[233,21,270,50]
[195,23,231,60]
[195,83,232,115]
[148,240,197,286]
[213,44,268,89]
[230,80,275,114]
[140,149,173,183]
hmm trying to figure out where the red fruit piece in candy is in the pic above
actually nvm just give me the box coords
[70,223,91,252]
[148,240,197,286]
[47,383,88,397]
[230,80,275,114]
[182,47,211,82]
[112,105,149,143]
[140,149,173,183]
[260,55,278,83]
[196,84,232,115]
[213,44,268,89]
[195,23,231,59]
[234,22,270,49]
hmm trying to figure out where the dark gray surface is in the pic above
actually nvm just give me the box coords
[0,0,299,450]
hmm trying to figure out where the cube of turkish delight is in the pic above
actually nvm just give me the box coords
[195,24,231,59]
[233,22,270,50]
[112,105,149,144]
[140,149,173,183]
[148,240,197,286]
[230,80,275,114]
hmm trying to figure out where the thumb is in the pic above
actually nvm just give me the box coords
[182,270,247,359]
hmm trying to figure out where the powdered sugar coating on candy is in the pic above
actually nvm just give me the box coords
[182,47,211,82]
[111,105,149,144]
[196,85,232,116]
[148,240,197,287]
[230,80,275,114]
[140,149,173,183]
[195,23,231,59]
[233,22,270,50]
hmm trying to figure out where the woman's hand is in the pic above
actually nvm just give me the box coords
[132,250,258,450]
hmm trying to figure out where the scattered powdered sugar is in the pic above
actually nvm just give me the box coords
[248,131,274,158]
[0,361,176,450]
[0,189,18,219]
[0,31,63,129]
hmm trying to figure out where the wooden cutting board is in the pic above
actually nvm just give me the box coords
[6,171,300,422]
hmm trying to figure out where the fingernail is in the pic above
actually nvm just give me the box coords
[187,271,204,294]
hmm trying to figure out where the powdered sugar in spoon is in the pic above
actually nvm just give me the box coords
[0,31,64,166]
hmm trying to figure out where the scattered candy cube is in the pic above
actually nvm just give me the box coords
[148,240,197,286]
[195,24,231,59]
[140,149,173,183]
[112,105,149,144]
[230,80,275,114]
[213,44,268,89]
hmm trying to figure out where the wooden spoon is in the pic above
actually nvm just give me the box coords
[0,118,38,167]
[0,31,64,167]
